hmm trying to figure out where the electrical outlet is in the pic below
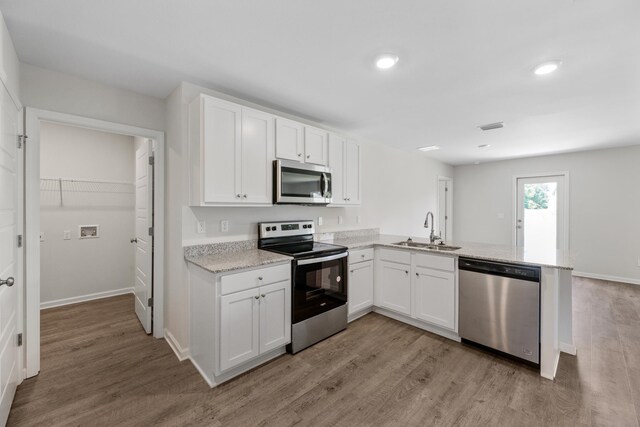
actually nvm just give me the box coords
[356,215,361,224]
[220,220,229,232]
[196,221,206,234]
[63,230,71,240]
[338,215,343,225]
[40,232,45,242]
[317,216,323,226]
[637,256,640,267]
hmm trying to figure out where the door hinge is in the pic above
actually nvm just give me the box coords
[18,134,28,149]
[148,156,155,166]
[17,235,23,248]
[17,333,22,347]
[445,187,448,192]
[147,297,153,307]
[148,227,154,237]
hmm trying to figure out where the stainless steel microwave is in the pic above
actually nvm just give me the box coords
[273,160,332,205]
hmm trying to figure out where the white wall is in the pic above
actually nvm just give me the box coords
[0,11,19,103]
[20,63,164,131]
[40,122,136,306]
[453,145,640,283]
[165,82,453,352]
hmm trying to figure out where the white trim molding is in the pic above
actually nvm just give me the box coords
[572,271,640,286]
[164,329,190,361]
[40,287,134,310]
[24,108,166,378]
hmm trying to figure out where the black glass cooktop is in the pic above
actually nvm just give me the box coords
[263,241,347,258]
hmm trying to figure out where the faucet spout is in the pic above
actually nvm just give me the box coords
[423,211,440,244]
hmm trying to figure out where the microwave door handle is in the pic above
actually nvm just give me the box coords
[322,173,328,197]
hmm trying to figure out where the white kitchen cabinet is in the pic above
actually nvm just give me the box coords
[304,126,328,165]
[328,134,361,206]
[275,118,304,162]
[188,95,274,206]
[219,287,260,372]
[413,267,456,330]
[189,262,291,387]
[375,259,412,316]
[259,281,292,353]
[348,249,374,317]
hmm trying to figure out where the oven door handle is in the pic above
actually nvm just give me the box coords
[297,252,348,265]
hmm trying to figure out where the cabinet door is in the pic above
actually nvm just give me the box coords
[259,280,292,353]
[344,139,361,205]
[219,288,260,372]
[413,267,456,330]
[202,97,242,203]
[241,108,274,204]
[348,261,374,315]
[376,261,412,316]
[275,118,304,162]
[304,126,328,166]
[328,133,345,204]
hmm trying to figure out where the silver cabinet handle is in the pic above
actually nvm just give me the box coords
[130,238,138,244]
[261,294,266,298]
[416,272,419,277]
[254,295,259,299]
[243,194,248,198]
[236,194,241,198]
[361,254,365,258]
[306,154,310,159]
[350,270,354,274]
[258,277,263,281]
[1,277,14,287]
[405,270,409,274]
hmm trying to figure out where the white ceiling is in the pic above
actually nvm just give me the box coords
[2,0,639,165]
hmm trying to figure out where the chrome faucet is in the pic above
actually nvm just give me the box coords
[424,211,441,244]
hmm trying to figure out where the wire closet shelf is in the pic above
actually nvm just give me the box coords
[40,177,134,194]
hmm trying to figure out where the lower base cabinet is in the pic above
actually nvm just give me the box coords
[375,260,412,316]
[348,260,374,315]
[413,267,455,330]
[190,262,291,387]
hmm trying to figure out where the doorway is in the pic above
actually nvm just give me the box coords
[515,173,569,251]
[437,176,453,241]
[24,109,165,378]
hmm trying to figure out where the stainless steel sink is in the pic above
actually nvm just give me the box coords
[393,241,461,251]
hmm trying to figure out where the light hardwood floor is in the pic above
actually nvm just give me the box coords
[8,277,640,426]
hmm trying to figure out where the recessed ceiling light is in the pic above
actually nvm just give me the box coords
[417,145,440,152]
[533,61,561,76]
[477,144,491,149]
[375,54,399,69]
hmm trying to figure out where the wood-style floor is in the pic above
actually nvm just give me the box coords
[8,277,640,426]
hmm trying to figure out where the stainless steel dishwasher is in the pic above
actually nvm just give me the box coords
[458,258,541,365]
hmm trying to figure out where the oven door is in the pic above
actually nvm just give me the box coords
[292,252,348,323]
[274,160,332,204]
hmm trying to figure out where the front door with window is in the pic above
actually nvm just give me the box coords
[516,175,566,251]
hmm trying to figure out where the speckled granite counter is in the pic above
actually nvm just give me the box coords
[325,234,574,270]
[185,241,292,274]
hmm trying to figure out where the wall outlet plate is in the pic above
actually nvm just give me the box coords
[197,220,206,234]
[338,215,343,225]
[317,216,323,226]
[63,230,71,240]
[40,232,45,242]
[220,220,229,232]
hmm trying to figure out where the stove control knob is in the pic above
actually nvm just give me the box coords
[273,226,278,230]
[266,226,271,231]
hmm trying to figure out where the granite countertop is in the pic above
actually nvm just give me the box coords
[329,234,574,270]
[184,240,292,274]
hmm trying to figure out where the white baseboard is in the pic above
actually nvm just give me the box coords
[40,287,134,310]
[572,271,640,286]
[560,342,577,356]
[164,328,190,361]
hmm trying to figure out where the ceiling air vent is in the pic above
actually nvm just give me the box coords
[478,122,504,131]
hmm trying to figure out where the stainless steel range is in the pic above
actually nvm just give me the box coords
[258,220,348,353]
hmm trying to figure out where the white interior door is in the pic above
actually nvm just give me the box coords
[134,139,153,334]
[516,175,566,251]
[0,84,21,425]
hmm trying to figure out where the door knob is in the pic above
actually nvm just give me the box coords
[130,238,138,243]
[0,277,14,287]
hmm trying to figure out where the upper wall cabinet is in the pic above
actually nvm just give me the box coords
[189,95,274,206]
[328,134,361,206]
[275,119,328,166]
[275,118,304,162]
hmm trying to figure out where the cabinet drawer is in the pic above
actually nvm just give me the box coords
[221,263,290,296]
[349,248,374,264]
[414,252,455,272]
[376,248,411,265]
